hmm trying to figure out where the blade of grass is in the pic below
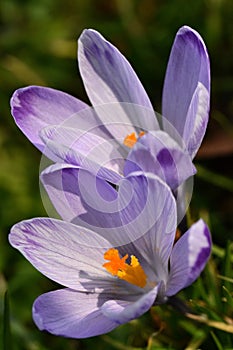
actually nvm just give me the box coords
[184,332,206,350]
[3,291,12,350]
[222,241,233,314]
[205,259,222,310]
[210,331,223,350]
[218,275,233,283]
[222,285,233,309]
[186,313,233,333]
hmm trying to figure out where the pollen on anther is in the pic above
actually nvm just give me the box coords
[103,248,147,288]
[123,131,145,148]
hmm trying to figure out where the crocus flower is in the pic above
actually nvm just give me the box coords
[11,25,210,184]
[9,172,211,338]
[10,26,210,224]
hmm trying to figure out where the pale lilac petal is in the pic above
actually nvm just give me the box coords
[101,285,158,324]
[41,167,177,265]
[39,103,127,173]
[117,173,177,270]
[41,168,176,283]
[40,163,85,222]
[78,29,153,109]
[41,163,130,234]
[9,217,115,291]
[11,86,88,154]
[183,83,210,158]
[162,26,210,156]
[124,131,196,190]
[166,219,211,296]
[40,164,119,225]
[92,102,159,143]
[78,29,159,134]
[9,215,141,295]
[33,289,118,338]
[40,124,123,183]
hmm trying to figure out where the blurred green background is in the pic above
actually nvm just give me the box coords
[0,0,233,349]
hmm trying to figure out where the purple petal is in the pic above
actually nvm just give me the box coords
[42,167,177,264]
[78,29,153,108]
[33,289,118,338]
[40,123,123,183]
[166,219,211,296]
[117,173,177,270]
[124,131,196,190]
[78,29,159,130]
[162,26,210,156]
[92,102,159,146]
[41,167,176,283]
[11,86,88,155]
[183,83,210,158]
[41,164,120,225]
[40,164,85,222]
[101,285,158,324]
[9,217,115,291]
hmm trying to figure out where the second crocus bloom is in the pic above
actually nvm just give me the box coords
[9,172,211,338]
[11,25,210,184]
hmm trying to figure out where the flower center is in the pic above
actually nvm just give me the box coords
[123,131,145,148]
[103,248,147,288]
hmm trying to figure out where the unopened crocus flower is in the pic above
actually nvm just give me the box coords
[9,172,211,338]
[11,26,210,185]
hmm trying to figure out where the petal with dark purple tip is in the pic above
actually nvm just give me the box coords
[166,219,211,296]
[78,29,159,130]
[162,26,210,156]
[124,131,196,190]
[11,86,88,155]
[9,217,115,291]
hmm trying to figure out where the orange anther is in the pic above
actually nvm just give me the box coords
[103,248,147,288]
[123,131,145,148]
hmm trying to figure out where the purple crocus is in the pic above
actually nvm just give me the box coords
[10,26,210,224]
[9,172,211,338]
[11,26,210,185]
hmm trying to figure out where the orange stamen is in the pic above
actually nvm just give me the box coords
[123,132,137,148]
[123,131,145,148]
[103,248,147,288]
[139,131,146,138]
